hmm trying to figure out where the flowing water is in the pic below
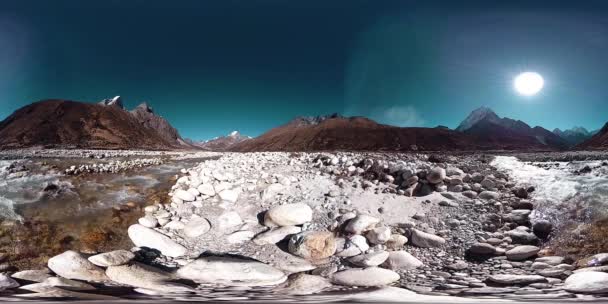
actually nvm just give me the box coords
[491,156,608,257]
[0,158,210,269]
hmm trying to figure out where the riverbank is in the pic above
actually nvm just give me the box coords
[0,151,607,301]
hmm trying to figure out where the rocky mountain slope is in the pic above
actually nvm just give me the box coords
[578,122,608,149]
[232,115,481,152]
[0,99,190,150]
[457,107,568,150]
[188,131,251,151]
[129,102,191,148]
[553,127,594,147]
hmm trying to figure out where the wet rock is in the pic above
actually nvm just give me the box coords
[47,251,108,282]
[488,274,547,285]
[331,267,400,287]
[128,224,187,258]
[513,187,529,199]
[253,226,301,245]
[177,256,287,286]
[11,269,52,283]
[382,251,423,270]
[88,250,135,267]
[264,203,313,227]
[183,217,211,238]
[288,231,336,260]
[532,220,553,239]
[348,251,390,267]
[564,272,608,294]
[344,214,380,235]
[506,228,539,245]
[410,229,445,248]
[506,245,540,261]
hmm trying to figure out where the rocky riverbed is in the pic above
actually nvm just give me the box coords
[0,151,608,301]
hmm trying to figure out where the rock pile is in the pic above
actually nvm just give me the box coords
[2,152,607,300]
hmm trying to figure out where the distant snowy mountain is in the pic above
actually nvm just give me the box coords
[189,131,252,151]
[553,127,594,147]
[456,107,568,150]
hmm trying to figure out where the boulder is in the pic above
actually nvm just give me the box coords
[427,167,446,184]
[283,273,332,295]
[386,234,408,250]
[106,263,192,293]
[264,203,312,227]
[344,215,380,235]
[410,229,445,248]
[506,245,540,261]
[348,251,390,267]
[288,231,336,260]
[468,243,496,255]
[331,267,400,287]
[218,189,239,203]
[11,269,52,283]
[0,274,19,291]
[88,250,135,267]
[197,184,216,196]
[335,235,369,257]
[174,189,195,202]
[488,274,547,285]
[253,226,301,245]
[47,251,108,282]
[177,256,287,286]
[183,217,211,238]
[382,251,423,270]
[564,272,608,294]
[128,224,187,258]
[366,227,391,244]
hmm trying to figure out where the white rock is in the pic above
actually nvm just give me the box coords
[506,245,540,261]
[382,251,423,270]
[187,188,200,197]
[183,217,211,238]
[331,267,400,287]
[11,269,52,283]
[43,277,96,290]
[344,214,380,235]
[106,262,192,293]
[197,184,216,196]
[410,229,445,248]
[164,220,186,230]
[177,256,287,286]
[564,272,608,294]
[283,274,332,295]
[174,189,195,202]
[264,203,313,227]
[217,211,243,230]
[88,250,135,267]
[47,251,108,282]
[128,224,187,258]
[335,235,369,257]
[348,251,390,267]
[478,191,500,200]
[253,226,302,245]
[366,227,391,244]
[218,189,239,203]
[227,231,255,244]
[0,274,19,291]
[138,216,158,228]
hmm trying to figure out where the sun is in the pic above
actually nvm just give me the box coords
[514,72,544,96]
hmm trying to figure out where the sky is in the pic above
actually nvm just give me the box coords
[1,0,608,140]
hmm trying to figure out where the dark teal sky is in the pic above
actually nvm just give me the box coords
[1,0,608,140]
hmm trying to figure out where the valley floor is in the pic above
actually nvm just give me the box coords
[0,149,607,302]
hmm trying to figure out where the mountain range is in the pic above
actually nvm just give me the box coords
[0,99,606,151]
[0,97,192,150]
